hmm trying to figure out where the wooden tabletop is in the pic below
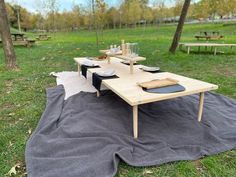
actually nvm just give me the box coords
[179,43,236,47]
[11,33,25,36]
[38,34,48,37]
[80,57,218,106]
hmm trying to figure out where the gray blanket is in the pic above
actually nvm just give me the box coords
[25,85,236,177]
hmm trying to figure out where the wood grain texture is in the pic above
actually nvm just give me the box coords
[198,92,205,122]
[74,57,218,106]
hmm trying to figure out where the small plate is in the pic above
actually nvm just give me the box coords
[80,59,98,67]
[141,66,160,72]
[96,69,116,77]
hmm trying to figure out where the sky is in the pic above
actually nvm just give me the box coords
[5,0,120,13]
[5,0,199,13]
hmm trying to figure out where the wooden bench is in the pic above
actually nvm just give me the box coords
[26,39,36,47]
[12,39,35,47]
[179,42,236,55]
[36,34,51,41]
[0,39,35,47]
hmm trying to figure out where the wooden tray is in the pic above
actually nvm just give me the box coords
[138,78,178,89]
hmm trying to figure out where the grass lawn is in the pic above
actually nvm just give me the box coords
[0,23,236,176]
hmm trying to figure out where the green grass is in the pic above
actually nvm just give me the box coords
[0,23,236,176]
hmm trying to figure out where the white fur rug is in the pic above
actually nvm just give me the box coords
[50,71,107,100]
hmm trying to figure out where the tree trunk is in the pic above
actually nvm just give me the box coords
[169,0,191,53]
[113,19,116,29]
[91,0,99,48]
[16,7,21,32]
[0,0,17,69]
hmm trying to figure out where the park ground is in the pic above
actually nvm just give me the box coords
[0,23,236,176]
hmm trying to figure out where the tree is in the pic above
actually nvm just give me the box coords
[120,0,142,28]
[192,1,209,19]
[107,7,119,29]
[14,5,21,32]
[173,0,184,17]
[91,0,99,47]
[169,0,191,53]
[95,0,107,32]
[44,0,59,32]
[0,0,17,69]
[6,3,16,27]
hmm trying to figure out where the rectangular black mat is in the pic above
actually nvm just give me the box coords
[92,73,119,91]
[81,65,100,78]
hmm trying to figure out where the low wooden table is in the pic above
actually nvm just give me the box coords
[74,57,218,138]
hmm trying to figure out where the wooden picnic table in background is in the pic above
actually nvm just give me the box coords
[9,33,36,47]
[11,32,26,41]
[36,34,51,41]
[195,31,224,40]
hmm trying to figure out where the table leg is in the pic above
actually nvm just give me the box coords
[130,61,134,74]
[78,64,81,76]
[198,92,205,122]
[133,105,138,138]
[179,44,183,50]
[107,56,111,64]
[96,91,100,97]
[214,47,217,55]
[187,47,190,54]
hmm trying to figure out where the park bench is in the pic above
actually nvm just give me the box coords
[195,31,224,41]
[12,39,36,47]
[36,34,51,41]
[179,42,236,55]
[10,33,36,47]
[0,39,35,47]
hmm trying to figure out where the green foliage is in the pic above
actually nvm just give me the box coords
[0,23,236,176]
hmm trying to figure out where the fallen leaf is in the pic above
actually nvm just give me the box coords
[9,113,15,116]
[143,169,153,175]
[28,129,32,135]
[7,163,21,176]
[8,141,13,148]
